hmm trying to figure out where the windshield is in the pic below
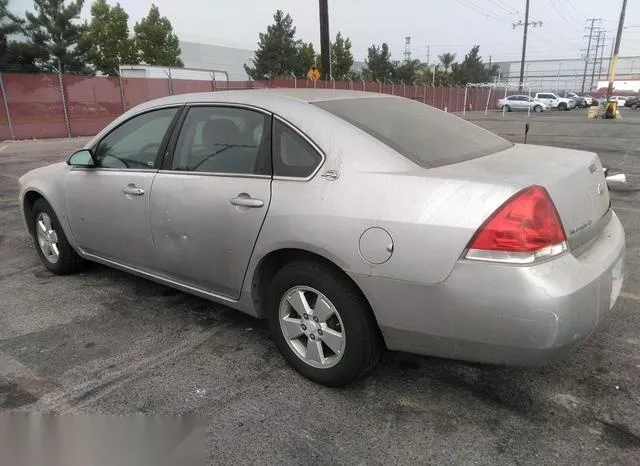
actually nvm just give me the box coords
[313,97,512,168]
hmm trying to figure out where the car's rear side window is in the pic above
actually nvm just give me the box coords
[312,97,512,168]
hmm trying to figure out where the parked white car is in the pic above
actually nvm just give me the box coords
[608,96,628,106]
[497,95,550,112]
[534,92,577,111]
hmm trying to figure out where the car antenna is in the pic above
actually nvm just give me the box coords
[524,123,530,144]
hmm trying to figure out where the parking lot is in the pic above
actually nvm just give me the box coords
[1,108,639,464]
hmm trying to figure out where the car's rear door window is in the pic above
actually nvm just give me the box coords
[313,97,512,168]
[171,106,271,175]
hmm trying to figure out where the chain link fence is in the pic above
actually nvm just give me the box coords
[0,69,504,141]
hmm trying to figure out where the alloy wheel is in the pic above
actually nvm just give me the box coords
[279,286,346,369]
[36,212,60,263]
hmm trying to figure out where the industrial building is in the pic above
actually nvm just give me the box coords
[494,55,640,93]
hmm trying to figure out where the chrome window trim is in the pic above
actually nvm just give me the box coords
[69,167,158,173]
[156,170,271,180]
[272,114,326,182]
[184,101,272,116]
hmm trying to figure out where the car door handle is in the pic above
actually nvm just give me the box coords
[122,186,144,196]
[230,197,264,208]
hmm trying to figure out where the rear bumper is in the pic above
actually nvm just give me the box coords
[351,211,626,366]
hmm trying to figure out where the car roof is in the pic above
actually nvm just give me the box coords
[131,88,392,113]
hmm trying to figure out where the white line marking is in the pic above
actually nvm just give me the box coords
[620,291,640,302]
[0,172,18,179]
[0,144,7,152]
[613,205,640,214]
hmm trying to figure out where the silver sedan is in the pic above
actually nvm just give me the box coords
[497,95,549,112]
[18,89,625,386]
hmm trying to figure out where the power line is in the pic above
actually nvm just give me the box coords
[453,0,507,21]
[483,0,517,14]
[548,0,582,33]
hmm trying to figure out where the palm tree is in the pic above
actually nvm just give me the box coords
[438,52,456,73]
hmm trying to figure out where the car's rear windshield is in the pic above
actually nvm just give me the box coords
[312,97,512,168]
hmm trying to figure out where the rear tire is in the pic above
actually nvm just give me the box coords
[31,198,84,275]
[558,102,567,111]
[533,105,542,113]
[265,260,382,387]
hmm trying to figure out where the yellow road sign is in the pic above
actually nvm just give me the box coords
[307,66,321,81]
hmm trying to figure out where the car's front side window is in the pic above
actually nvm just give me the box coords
[171,106,270,175]
[94,107,179,170]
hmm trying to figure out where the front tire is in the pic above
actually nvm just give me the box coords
[558,102,567,111]
[31,198,84,275]
[266,260,382,387]
[502,105,511,112]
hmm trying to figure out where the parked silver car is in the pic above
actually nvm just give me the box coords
[497,95,549,112]
[18,89,625,386]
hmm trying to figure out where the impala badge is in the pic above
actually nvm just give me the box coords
[589,163,597,173]
[597,183,605,195]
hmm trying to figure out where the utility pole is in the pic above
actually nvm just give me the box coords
[319,0,330,80]
[426,45,430,67]
[581,18,600,93]
[607,0,627,99]
[512,0,542,92]
[589,29,603,91]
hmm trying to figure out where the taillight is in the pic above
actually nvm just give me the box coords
[465,185,567,264]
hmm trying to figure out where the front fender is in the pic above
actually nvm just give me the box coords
[19,163,78,250]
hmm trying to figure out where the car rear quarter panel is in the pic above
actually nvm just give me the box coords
[243,105,520,314]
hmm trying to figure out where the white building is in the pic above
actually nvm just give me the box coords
[494,55,640,92]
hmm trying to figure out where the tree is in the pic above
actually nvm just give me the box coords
[81,0,138,75]
[0,0,22,60]
[25,0,91,74]
[393,58,425,82]
[330,31,353,79]
[295,41,315,77]
[452,45,495,84]
[0,0,46,71]
[364,42,393,81]
[133,4,183,67]
[244,10,301,80]
[438,52,456,72]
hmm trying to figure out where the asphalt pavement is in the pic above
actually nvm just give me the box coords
[0,109,639,465]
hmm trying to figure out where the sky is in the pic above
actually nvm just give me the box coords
[9,0,640,64]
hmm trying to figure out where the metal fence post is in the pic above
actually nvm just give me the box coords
[423,84,427,104]
[361,78,365,91]
[463,86,468,117]
[376,79,382,93]
[0,72,15,140]
[57,60,71,138]
[291,72,297,88]
[117,68,127,112]
[167,68,173,95]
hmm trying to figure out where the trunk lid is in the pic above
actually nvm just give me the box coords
[432,143,610,251]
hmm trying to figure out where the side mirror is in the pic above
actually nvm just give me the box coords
[67,149,95,167]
